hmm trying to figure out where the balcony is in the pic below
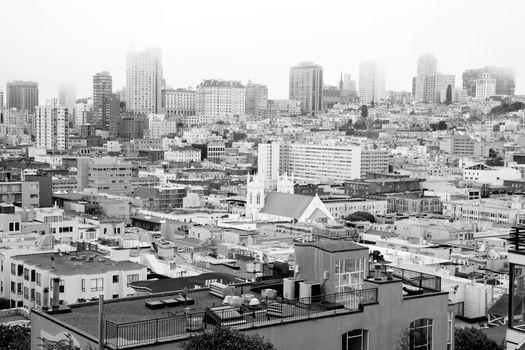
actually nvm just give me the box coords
[104,288,378,349]
[369,265,441,298]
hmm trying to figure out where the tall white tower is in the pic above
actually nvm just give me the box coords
[245,172,265,220]
[359,61,385,105]
[126,48,163,114]
[416,54,437,101]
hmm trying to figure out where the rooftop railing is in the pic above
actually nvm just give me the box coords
[105,288,378,349]
[370,264,441,296]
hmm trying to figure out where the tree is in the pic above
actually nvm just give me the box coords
[354,119,367,130]
[344,211,376,223]
[0,325,30,350]
[360,105,368,118]
[183,327,276,350]
[437,120,448,130]
[444,84,452,105]
[455,327,504,350]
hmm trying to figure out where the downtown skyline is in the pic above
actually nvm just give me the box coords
[1,0,524,101]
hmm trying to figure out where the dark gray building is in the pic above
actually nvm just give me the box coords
[6,81,39,112]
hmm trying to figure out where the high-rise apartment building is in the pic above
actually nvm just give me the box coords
[475,73,496,100]
[423,73,455,103]
[258,142,280,182]
[415,54,437,100]
[73,98,93,128]
[34,105,69,150]
[195,79,245,118]
[245,82,268,117]
[6,81,39,112]
[359,61,385,105]
[161,88,195,117]
[462,66,515,96]
[58,84,76,111]
[83,157,133,195]
[92,72,115,130]
[279,141,361,183]
[0,91,3,110]
[289,62,323,114]
[126,48,163,114]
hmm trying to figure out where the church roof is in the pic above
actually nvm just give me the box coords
[259,192,315,219]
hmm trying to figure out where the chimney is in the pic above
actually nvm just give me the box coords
[374,264,382,281]
[52,277,60,309]
[386,268,394,280]
[42,287,50,310]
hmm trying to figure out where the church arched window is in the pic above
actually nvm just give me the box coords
[256,193,261,205]
[249,193,253,205]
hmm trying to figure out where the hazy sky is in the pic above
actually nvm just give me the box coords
[2,0,524,101]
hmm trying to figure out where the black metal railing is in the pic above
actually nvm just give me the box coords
[508,226,525,252]
[104,288,378,349]
[370,264,441,294]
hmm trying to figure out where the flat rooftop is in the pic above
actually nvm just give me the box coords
[11,252,143,275]
[295,241,368,253]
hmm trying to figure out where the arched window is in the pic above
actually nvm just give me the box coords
[256,193,261,205]
[342,329,368,350]
[249,193,253,205]
[409,318,433,350]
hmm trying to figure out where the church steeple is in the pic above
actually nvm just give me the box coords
[338,71,344,91]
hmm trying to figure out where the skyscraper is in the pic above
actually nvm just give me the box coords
[343,73,357,92]
[245,82,268,117]
[5,81,39,112]
[289,62,323,114]
[58,84,76,111]
[415,54,437,100]
[462,66,515,96]
[423,73,455,103]
[35,105,69,150]
[92,72,113,130]
[358,61,385,105]
[126,48,163,114]
[0,91,3,110]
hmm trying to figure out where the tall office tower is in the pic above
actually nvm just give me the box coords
[415,54,437,101]
[0,91,3,110]
[92,71,114,130]
[412,77,416,96]
[245,82,268,117]
[289,62,323,114]
[358,61,385,105]
[6,81,39,112]
[343,73,357,92]
[34,105,69,150]
[58,84,76,111]
[161,88,196,117]
[423,73,455,103]
[475,73,496,100]
[126,48,163,114]
[195,79,245,118]
[462,66,515,97]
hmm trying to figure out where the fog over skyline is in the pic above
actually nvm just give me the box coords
[2,0,524,101]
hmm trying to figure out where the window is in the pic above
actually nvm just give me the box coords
[23,287,28,300]
[334,258,366,293]
[24,268,29,281]
[35,292,41,306]
[112,275,119,283]
[36,273,41,286]
[342,329,368,350]
[81,279,86,292]
[90,278,103,292]
[409,318,433,350]
[11,263,15,275]
[127,274,139,286]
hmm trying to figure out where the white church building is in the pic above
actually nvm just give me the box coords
[245,172,334,223]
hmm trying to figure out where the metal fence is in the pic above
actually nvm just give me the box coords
[105,288,378,349]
